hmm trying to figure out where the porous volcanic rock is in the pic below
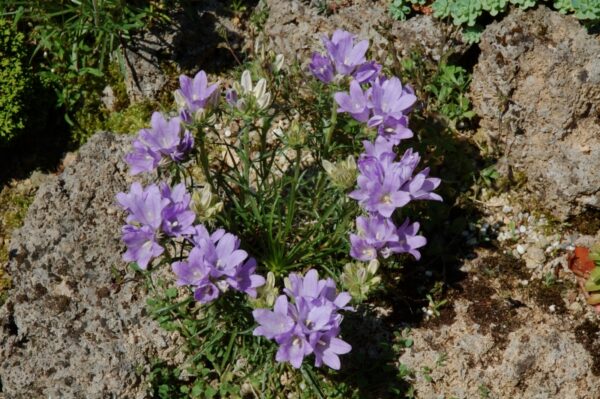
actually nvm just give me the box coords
[0,132,177,398]
[400,282,600,398]
[261,0,466,67]
[470,6,600,220]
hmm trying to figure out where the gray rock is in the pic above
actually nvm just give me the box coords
[470,6,600,220]
[124,1,245,103]
[0,132,177,398]
[261,0,467,68]
[399,299,599,398]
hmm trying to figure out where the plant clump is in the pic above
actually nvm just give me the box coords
[117,29,440,396]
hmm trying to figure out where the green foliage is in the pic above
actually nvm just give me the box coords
[572,0,600,20]
[400,53,475,128]
[390,0,413,20]
[0,17,31,144]
[1,0,170,143]
[391,0,600,40]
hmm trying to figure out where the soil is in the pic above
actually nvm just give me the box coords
[574,319,600,376]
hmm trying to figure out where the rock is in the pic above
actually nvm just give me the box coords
[470,6,600,220]
[399,298,600,398]
[124,1,245,103]
[524,246,546,269]
[101,85,117,112]
[0,132,177,398]
[261,0,467,68]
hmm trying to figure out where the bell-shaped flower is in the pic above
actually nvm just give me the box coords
[334,79,370,122]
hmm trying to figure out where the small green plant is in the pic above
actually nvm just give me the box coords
[389,0,600,42]
[0,17,32,144]
[399,53,475,129]
[424,63,476,128]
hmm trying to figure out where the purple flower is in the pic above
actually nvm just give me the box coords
[172,246,211,287]
[402,167,443,202]
[253,269,352,370]
[125,112,193,174]
[309,52,335,83]
[175,70,219,115]
[377,115,414,145]
[368,77,417,128]
[124,139,161,175]
[311,328,352,369]
[253,295,295,339]
[160,183,196,237]
[194,281,220,304]
[139,112,193,161]
[199,233,249,279]
[387,219,427,260]
[334,80,370,122]
[116,182,168,230]
[172,229,265,303]
[352,61,381,84]
[361,137,396,162]
[349,157,411,218]
[225,88,238,106]
[188,224,225,247]
[227,257,265,298]
[349,215,399,261]
[322,30,369,76]
[121,224,164,269]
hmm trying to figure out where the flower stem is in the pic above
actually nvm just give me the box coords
[323,97,338,156]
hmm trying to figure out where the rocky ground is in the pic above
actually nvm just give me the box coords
[1,1,599,398]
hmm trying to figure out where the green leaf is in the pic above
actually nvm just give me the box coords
[450,0,483,26]
[481,0,508,15]
[432,0,452,18]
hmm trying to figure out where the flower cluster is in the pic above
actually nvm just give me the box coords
[317,30,442,262]
[309,30,381,84]
[336,77,416,145]
[253,269,352,370]
[119,69,265,306]
[117,182,195,269]
[125,112,194,175]
[172,227,265,304]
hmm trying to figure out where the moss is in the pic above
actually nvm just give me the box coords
[104,100,157,134]
[0,180,36,301]
[0,18,33,145]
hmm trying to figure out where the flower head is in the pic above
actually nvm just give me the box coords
[334,79,370,122]
[160,183,196,237]
[387,219,427,260]
[349,215,399,261]
[121,224,164,269]
[253,269,352,370]
[322,30,369,76]
[309,52,335,83]
[349,156,411,218]
[175,70,219,119]
[172,229,264,304]
[125,112,193,174]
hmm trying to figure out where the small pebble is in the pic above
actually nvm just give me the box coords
[549,304,556,313]
[516,244,526,255]
[502,205,512,213]
[519,225,527,234]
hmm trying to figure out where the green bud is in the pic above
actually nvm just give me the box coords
[286,120,306,148]
[340,259,381,303]
[191,185,223,223]
[322,155,357,190]
[250,272,279,308]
